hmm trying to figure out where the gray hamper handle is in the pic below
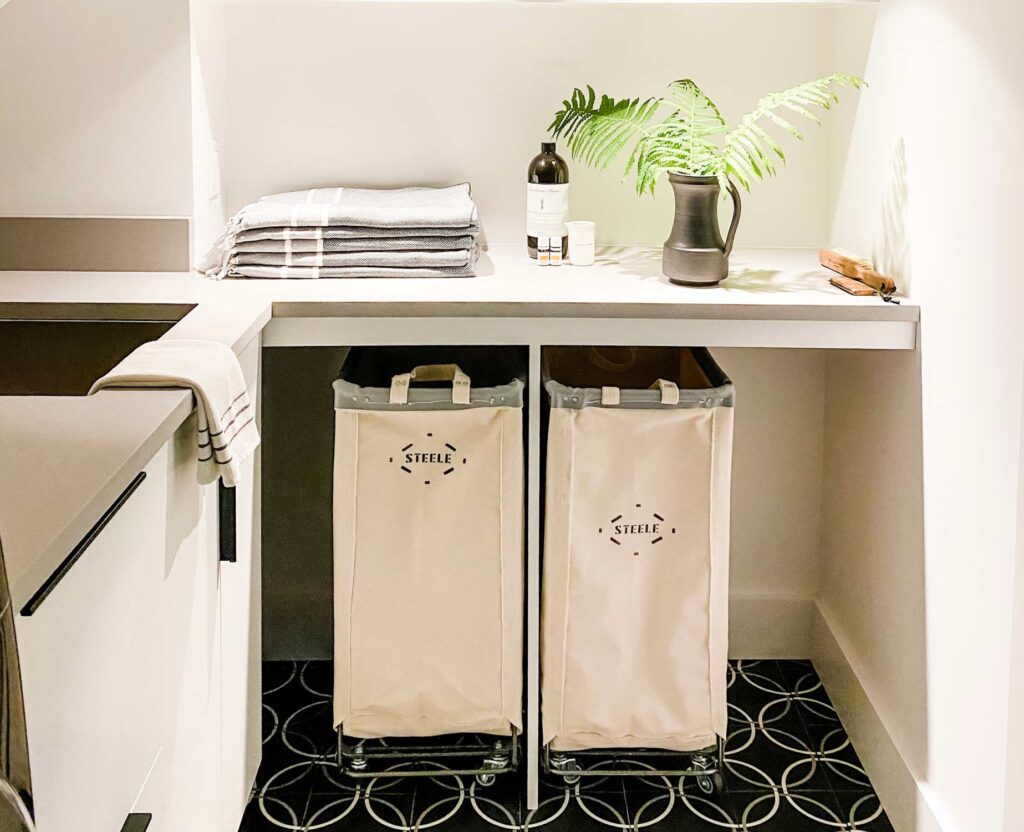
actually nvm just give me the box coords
[389,364,471,405]
[600,378,680,406]
[650,379,680,405]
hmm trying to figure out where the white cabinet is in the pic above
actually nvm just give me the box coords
[16,335,262,832]
[150,418,223,832]
[219,337,262,829]
[18,451,171,832]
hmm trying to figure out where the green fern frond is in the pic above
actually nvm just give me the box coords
[660,79,727,170]
[549,86,662,173]
[624,79,725,194]
[549,74,863,196]
[722,73,864,191]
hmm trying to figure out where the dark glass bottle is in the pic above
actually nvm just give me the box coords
[527,142,569,259]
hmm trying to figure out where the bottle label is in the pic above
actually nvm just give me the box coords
[527,183,569,237]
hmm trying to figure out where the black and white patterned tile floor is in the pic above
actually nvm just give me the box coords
[241,660,894,832]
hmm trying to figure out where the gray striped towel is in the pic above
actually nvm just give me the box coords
[234,235,476,254]
[89,340,259,486]
[225,263,478,279]
[230,249,474,269]
[233,225,479,244]
[201,184,480,279]
[248,185,478,230]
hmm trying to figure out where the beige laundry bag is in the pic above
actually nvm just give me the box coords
[542,347,734,753]
[333,350,524,739]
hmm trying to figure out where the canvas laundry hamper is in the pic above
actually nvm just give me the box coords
[541,347,734,754]
[333,347,524,740]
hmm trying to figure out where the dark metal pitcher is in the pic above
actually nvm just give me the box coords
[662,174,741,286]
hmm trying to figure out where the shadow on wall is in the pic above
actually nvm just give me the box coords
[874,139,910,296]
[261,347,348,660]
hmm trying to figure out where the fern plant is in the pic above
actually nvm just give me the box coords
[549,75,864,197]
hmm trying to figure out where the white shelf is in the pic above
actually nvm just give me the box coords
[261,246,918,350]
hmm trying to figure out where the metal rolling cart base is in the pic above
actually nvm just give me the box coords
[542,735,726,796]
[338,726,520,787]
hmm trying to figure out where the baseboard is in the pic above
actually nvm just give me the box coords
[729,593,816,658]
[811,601,948,832]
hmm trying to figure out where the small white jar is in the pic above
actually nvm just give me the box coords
[566,221,595,266]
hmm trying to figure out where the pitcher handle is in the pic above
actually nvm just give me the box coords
[723,179,742,258]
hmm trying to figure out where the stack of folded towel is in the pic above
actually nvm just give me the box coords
[200,184,480,279]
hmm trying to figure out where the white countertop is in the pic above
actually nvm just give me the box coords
[0,246,917,608]
[264,246,918,320]
[0,246,917,321]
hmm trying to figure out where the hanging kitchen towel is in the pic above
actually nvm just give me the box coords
[89,340,259,486]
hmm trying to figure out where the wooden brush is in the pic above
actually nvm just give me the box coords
[829,274,876,296]
[819,248,897,295]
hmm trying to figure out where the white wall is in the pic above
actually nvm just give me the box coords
[721,348,825,603]
[0,0,193,217]
[190,0,228,256]
[825,2,1024,831]
[725,347,827,660]
[818,349,926,832]
[205,2,871,249]
[1007,401,1024,830]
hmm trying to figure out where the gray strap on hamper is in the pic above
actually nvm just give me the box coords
[389,364,471,405]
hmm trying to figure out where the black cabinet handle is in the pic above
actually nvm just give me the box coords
[120,813,152,832]
[219,480,237,563]
[20,472,147,617]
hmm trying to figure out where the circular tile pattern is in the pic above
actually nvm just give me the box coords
[247,660,895,832]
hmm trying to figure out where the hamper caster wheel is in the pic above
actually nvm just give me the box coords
[561,761,582,786]
[550,754,582,786]
[696,771,724,796]
[476,742,509,787]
